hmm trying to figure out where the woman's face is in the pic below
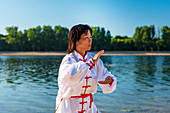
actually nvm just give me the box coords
[76,29,92,51]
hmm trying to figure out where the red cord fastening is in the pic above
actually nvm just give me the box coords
[85,76,92,79]
[89,93,93,108]
[79,58,87,62]
[88,58,95,70]
[78,110,86,113]
[82,85,91,88]
[80,57,95,70]
[70,93,93,112]
[89,63,95,70]
[80,101,87,104]
[70,75,93,113]
[71,93,93,106]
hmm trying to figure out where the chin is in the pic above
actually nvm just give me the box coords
[87,47,91,51]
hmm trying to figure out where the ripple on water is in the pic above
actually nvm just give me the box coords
[0,56,169,113]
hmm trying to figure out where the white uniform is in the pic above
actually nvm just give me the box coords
[55,50,117,113]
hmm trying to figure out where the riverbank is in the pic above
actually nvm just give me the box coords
[0,51,170,56]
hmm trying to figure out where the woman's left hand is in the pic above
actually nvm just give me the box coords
[98,76,114,84]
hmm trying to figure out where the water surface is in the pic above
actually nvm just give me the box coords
[0,56,169,113]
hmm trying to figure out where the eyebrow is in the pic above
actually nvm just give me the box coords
[84,33,88,36]
[84,36,92,39]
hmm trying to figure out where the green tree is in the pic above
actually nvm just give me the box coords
[142,26,151,51]
[103,30,111,50]
[162,26,170,50]
[5,26,21,50]
[110,37,117,50]
[133,27,143,50]
[91,27,101,51]
[54,25,69,51]
[91,27,111,51]
[0,25,169,51]
[41,25,54,51]
[0,34,9,50]
[149,25,155,51]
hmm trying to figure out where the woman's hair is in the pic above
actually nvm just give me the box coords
[67,24,92,54]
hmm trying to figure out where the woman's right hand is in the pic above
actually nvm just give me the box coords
[93,50,104,64]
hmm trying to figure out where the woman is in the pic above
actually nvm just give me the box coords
[55,24,117,113]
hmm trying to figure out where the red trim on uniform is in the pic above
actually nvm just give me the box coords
[72,51,97,112]
[86,62,91,66]
[79,58,87,62]
[90,60,93,64]
[97,110,98,113]
[71,93,93,112]
[89,93,93,108]
[80,101,87,104]
[55,98,63,113]
[71,93,93,108]
[89,63,95,70]
[88,58,95,70]
[78,110,86,113]
[82,85,91,88]
[92,58,95,62]
[70,75,93,113]
[75,50,87,59]
[109,78,114,86]
[77,52,95,71]
[85,76,92,79]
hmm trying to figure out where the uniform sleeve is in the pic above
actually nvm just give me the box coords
[58,55,93,87]
[97,58,117,93]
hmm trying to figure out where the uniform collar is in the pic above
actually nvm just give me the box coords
[73,50,88,61]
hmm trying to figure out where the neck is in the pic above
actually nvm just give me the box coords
[76,48,86,57]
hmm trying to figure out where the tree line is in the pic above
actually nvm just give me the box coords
[0,25,169,51]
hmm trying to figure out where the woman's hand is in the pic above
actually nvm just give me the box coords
[98,76,114,84]
[94,50,114,85]
[93,50,104,64]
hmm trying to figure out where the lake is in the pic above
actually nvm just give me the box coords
[0,55,169,113]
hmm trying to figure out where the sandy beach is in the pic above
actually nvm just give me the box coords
[0,51,170,56]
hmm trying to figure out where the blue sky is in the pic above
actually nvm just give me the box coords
[0,0,170,37]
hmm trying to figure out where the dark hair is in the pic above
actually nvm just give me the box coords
[67,24,92,54]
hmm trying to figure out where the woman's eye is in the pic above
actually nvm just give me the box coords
[84,37,91,40]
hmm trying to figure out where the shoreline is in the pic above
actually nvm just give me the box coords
[0,51,170,56]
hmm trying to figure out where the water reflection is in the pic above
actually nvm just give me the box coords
[100,56,170,112]
[134,56,157,91]
[0,56,170,113]
[0,56,63,91]
[162,56,170,76]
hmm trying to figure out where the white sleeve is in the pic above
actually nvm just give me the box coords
[58,56,92,87]
[97,58,117,93]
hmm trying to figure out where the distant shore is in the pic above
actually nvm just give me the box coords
[0,51,170,56]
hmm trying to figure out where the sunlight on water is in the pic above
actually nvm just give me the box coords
[0,56,169,113]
